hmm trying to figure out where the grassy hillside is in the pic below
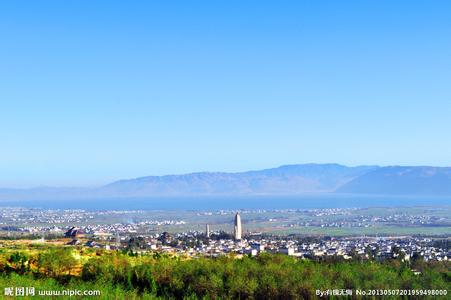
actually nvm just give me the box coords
[0,245,449,299]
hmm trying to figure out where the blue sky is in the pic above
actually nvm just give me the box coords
[1,1,450,187]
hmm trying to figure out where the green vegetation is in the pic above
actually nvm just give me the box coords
[0,247,449,299]
[272,226,451,236]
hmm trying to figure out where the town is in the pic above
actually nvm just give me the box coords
[0,207,449,263]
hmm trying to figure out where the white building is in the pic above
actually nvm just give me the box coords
[234,213,242,240]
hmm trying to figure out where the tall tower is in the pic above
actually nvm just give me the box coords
[206,224,210,238]
[116,232,121,248]
[234,212,242,240]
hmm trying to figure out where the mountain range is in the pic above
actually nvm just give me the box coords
[1,164,451,200]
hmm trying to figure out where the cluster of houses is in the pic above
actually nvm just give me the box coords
[62,225,449,263]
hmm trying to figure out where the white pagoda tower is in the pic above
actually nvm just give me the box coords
[234,212,242,240]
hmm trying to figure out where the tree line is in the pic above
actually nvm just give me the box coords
[0,247,449,299]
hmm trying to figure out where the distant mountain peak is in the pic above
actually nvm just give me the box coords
[337,166,451,196]
[1,164,450,200]
[100,163,379,197]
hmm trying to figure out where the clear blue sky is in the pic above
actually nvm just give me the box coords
[1,1,450,187]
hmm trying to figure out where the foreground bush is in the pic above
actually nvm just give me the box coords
[0,249,449,299]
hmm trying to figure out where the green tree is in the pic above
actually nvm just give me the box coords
[38,248,77,276]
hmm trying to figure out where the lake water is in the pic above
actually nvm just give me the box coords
[1,194,450,210]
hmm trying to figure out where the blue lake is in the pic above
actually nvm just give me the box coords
[1,194,450,210]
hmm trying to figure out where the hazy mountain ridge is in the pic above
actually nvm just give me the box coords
[336,166,451,195]
[1,164,451,200]
[99,164,378,197]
